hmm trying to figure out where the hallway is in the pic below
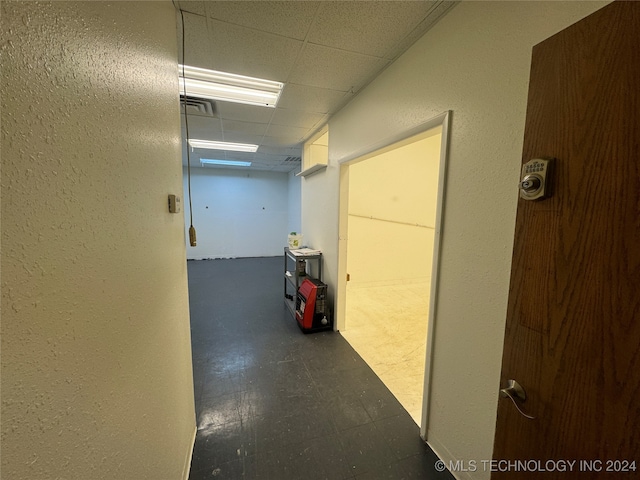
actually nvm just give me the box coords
[187,257,452,480]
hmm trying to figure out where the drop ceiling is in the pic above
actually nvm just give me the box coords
[177,1,456,172]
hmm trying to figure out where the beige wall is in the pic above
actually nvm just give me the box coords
[347,129,441,287]
[1,2,196,479]
[302,2,609,478]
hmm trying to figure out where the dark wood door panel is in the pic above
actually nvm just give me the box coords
[493,2,640,478]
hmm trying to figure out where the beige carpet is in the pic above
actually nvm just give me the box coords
[341,282,430,425]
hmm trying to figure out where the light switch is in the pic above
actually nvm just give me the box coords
[168,194,181,213]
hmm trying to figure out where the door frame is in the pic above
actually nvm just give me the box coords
[336,111,452,438]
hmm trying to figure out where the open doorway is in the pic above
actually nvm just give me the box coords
[337,112,450,431]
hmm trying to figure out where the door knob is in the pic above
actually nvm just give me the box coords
[500,379,535,419]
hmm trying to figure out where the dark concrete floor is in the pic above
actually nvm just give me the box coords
[187,256,453,480]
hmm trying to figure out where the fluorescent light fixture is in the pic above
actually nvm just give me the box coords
[179,64,283,108]
[200,159,252,167]
[188,139,258,153]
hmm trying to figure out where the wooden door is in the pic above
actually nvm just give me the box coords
[492,2,640,478]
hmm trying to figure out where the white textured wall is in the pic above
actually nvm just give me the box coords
[1,2,196,479]
[301,166,339,299]
[347,131,441,287]
[303,2,608,478]
[183,167,289,259]
[288,169,302,235]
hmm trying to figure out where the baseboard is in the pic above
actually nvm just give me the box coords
[182,425,197,480]
[186,254,283,261]
[427,432,485,480]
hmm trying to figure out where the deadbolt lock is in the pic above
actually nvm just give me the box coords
[519,158,554,200]
[520,175,541,193]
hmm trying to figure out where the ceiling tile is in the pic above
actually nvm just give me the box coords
[277,164,300,173]
[277,83,348,114]
[388,2,458,60]
[220,119,268,137]
[258,136,302,151]
[181,115,222,139]
[220,131,265,145]
[178,1,457,171]
[178,12,212,68]
[288,43,388,92]
[251,153,291,169]
[176,1,206,17]
[265,124,310,144]
[258,145,303,157]
[271,109,325,130]
[254,152,288,162]
[216,102,275,124]
[205,1,321,40]
[308,114,330,135]
[222,151,258,162]
[207,20,303,82]
[308,1,433,58]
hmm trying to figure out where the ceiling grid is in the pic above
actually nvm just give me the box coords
[177,1,457,172]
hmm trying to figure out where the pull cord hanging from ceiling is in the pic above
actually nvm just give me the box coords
[177,5,197,246]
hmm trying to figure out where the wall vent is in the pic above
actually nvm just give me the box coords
[180,96,216,117]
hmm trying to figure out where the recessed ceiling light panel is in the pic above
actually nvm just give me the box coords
[188,139,258,153]
[200,159,252,167]
[179,65,283,108]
